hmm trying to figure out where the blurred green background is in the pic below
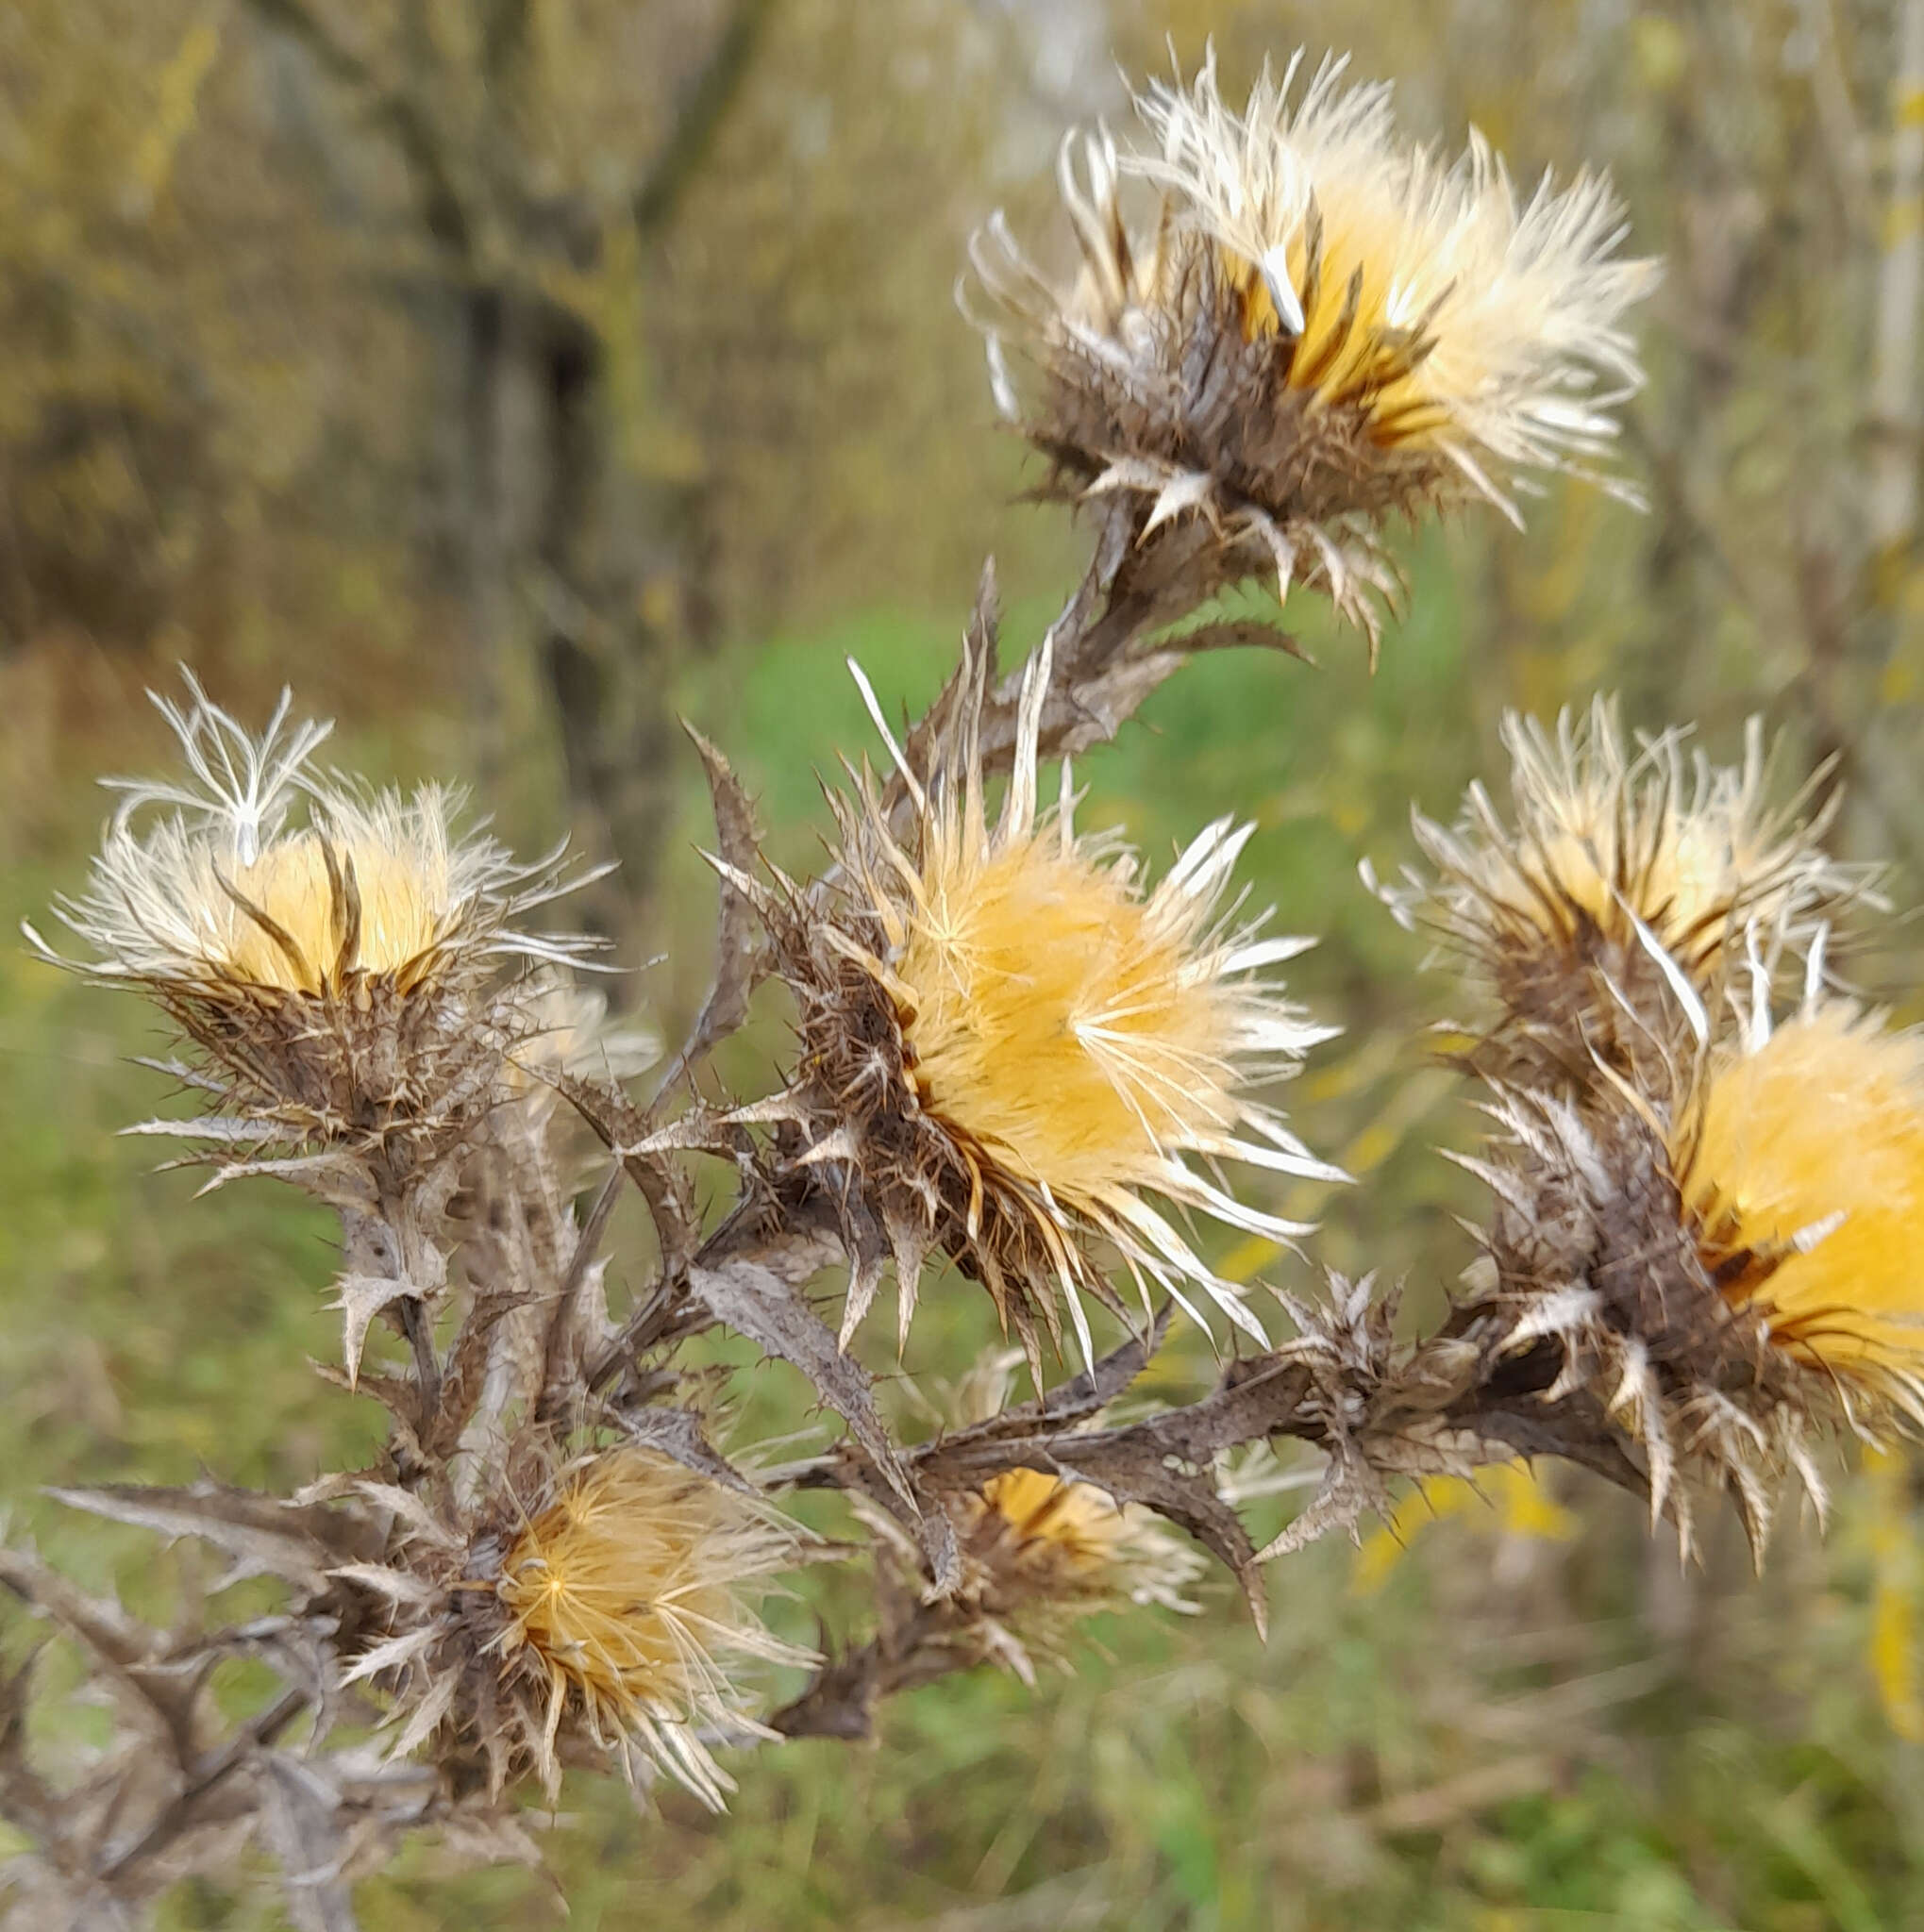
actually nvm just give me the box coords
[6,0,1924,1925]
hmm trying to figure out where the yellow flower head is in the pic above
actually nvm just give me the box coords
[496,1448,811,1807]
[965,1466,1202,1616]
[972,49,1655,641]
[1464,990,1924,1554]
[1681,1002,1924,1421]
[34,677,594,1001]
[771,639,1343,1370]
[1391,699,1858,1086]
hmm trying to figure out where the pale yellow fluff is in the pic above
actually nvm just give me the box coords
[1687,1005,1924,1409]
[1129,52,1654,482]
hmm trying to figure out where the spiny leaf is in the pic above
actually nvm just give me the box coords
[686,1239,918,1510]
[327,1274,424,1391]
[44,1483,378,1592]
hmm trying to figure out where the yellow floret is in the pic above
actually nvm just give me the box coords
[895,829,1244,1210]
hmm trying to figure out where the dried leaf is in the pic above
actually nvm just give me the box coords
[0,1544,156,1673]
[1163,617,1311,662]
[1052,1434,1268,1638]
[615,1407,760,1495]
[45,1484,377,1593]
[1251,1450,1375,1562]
[560,1075,702,1279]
[426,1806,546,1875]
[0,1653,59,1843]
[659,726,769,1091]
[686,1241,919,1511]
[326,1565,438,1610]
[121,1116,281,1144]
[930,1306,1175,1454]
[257,1754,361,1932]
[327,1274,422,1390]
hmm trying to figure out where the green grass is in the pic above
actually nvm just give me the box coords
[6,557,1924,1928]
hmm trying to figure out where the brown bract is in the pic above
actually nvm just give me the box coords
[1464,1084,1815,1554]
[1465,999,1924,1559]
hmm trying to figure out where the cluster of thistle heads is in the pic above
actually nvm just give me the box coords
[9,44,1924,1901]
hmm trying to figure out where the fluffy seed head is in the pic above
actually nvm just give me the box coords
[1131,55,1651,475]
[1681,1003,1924,1420]
[971,50,1656,642]
[1388,699,1859,1090]
[760,639,1343,1371]
[496,1448,811,1807]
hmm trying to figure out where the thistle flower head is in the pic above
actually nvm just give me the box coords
[751,640,1342,1372]
[1681,1002,1924,1421]
[1130,55,1650,476]
[961,1466,1203,1619]
[854,1355,1206,1680]
[971,49,1656,643]
[39,677,594,1000]
[28,677,601,1159]
[1460,984,1924,1554]
[343,1445,811,1810]
[494,1448,811,1807]
[1390,700,1858,1089]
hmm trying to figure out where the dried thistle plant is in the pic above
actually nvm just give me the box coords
[971,50,1657,644]
[1385,702,1915,1549]
[7,39,1918,1932]
[25,675,607,1386]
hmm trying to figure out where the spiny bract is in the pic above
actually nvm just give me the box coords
[1461,979,1924,1557]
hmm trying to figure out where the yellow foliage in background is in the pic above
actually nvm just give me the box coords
[1352,1465,1580,1595]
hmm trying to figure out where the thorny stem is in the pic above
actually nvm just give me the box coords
[536,1157,627,1418]
[96,1687,311,1885]
[768,1611,977,1740]
[758,1323,1652,1737]
[0,498,1645,1911]
[399,1296,443,1426]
